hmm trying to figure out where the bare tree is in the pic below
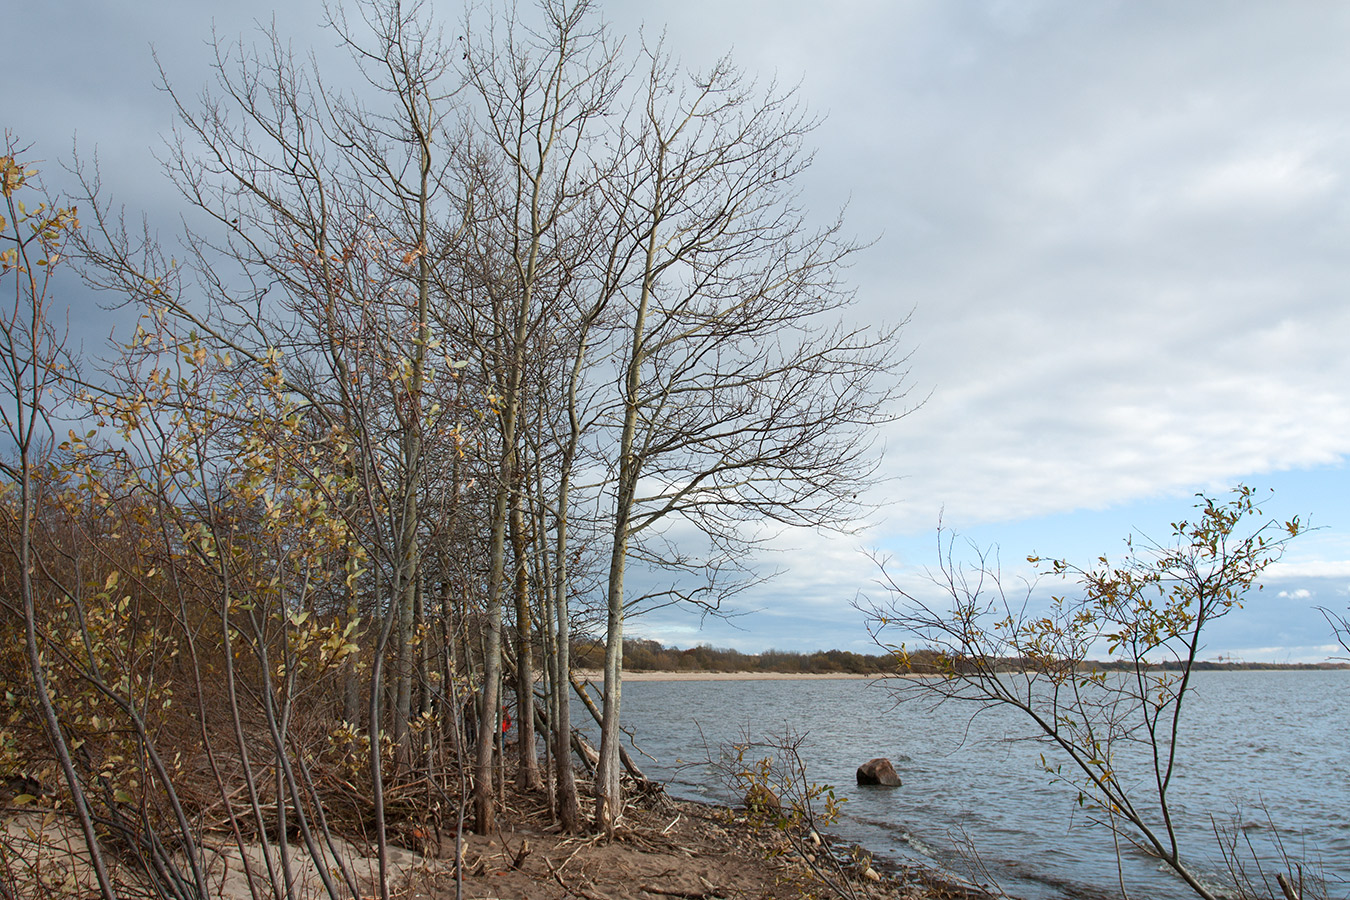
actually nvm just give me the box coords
[586,47,912,831]
[74,2,471,893]
[446,0,624,832]
[326,0,456,769]
[43,0,911,859]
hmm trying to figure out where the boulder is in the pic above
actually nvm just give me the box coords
[855,757,901,787]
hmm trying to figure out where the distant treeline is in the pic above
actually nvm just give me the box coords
[571,639,1349,675]
[572,639,901,674]
[1095,658,1348,671]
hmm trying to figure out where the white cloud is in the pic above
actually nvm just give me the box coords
[1184,149,1339,210]
[1267,561,1350,581]
[1214,645,1345,665]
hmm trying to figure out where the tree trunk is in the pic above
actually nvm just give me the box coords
[510,488,543,791]
[393,91,434,770]
[474,476,508,832]
[549,471,581,832]
[595,528,627,833]
[595,191,658,833]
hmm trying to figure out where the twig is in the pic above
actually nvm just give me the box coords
[553,834,601,878]
[545,856,611,900]
[639,886,714,899]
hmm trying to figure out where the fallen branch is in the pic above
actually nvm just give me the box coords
[545,855,611,900]
[638,885,714,899]
[568,677,654,786]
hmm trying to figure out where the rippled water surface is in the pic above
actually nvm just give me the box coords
[583,671,1350,900]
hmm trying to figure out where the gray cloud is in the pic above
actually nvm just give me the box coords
[16,0,1350,658]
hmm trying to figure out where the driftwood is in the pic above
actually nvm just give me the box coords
[499,653,646,787]
[571,731,601,773]
[514,677,600,777]
[568,676,652,786]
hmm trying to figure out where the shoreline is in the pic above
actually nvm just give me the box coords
[573,669,876,682]
[572,665,1350,683]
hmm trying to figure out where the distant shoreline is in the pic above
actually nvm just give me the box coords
[572,665,1350,683]
[573,669,875,682]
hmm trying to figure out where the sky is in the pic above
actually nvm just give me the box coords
[11,0,1350,662]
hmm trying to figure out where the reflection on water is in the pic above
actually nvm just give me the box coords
[577,671,1350,900]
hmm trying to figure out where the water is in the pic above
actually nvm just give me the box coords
[580,671,1350,900]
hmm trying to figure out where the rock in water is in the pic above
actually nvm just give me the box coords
[856,757,901,786]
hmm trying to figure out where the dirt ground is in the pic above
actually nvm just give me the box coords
[2,766,988,900]
[394,788,989,900]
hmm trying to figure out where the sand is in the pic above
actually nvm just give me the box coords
[2,789,983,900]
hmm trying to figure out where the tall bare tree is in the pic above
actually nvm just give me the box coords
[76,2,468,891]
[448,0,624,832]
[587,48,911,830]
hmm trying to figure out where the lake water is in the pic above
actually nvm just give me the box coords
[582,671,1350,900]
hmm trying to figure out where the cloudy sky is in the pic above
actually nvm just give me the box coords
[14,0,1350,662]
